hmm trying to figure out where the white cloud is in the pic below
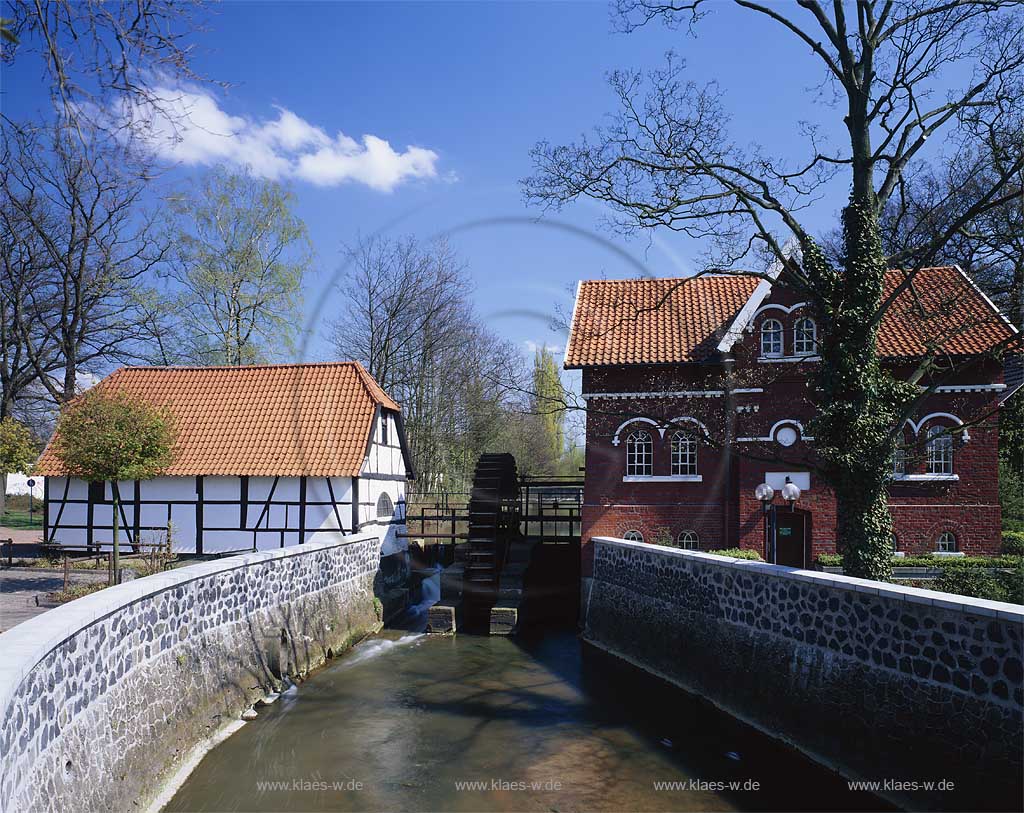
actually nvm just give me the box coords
[524,340,565,355]
[127,87,441,192]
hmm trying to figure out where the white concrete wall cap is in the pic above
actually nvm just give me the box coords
[592,536,1024,620]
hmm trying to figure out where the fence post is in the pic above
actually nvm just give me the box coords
[107,552,113,586]
[63,553,69,591]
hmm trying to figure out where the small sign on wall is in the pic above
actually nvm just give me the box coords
[766,472,810,491]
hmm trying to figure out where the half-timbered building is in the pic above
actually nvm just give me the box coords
[36,362,413,557]
[566,265,1018,579]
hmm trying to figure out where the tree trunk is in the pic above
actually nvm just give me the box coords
[810,201,917,581]
[0,473,7,520]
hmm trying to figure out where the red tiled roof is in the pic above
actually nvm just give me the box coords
[876,267,1016,357]
[565,267,1016,367]
[36,362,400,477]
[565,275,760,368]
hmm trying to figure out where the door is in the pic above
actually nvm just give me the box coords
[774,509,807,568]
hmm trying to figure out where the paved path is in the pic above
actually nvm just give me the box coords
[0,568,108,633]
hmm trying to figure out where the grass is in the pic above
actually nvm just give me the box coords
[47,581,108,604]
[1,508,43,529]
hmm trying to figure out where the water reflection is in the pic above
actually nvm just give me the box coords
[167,629,887,812]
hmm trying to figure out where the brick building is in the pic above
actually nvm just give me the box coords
[566,266,1018,576]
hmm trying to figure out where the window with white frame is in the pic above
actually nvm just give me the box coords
[678,530,699,549]
[926,426,953,474]
[760,318,783,356]
[793,317,817,355]
[671,431,697,476]
[936,531,957,553]
[625,429,653,476]
[623,529,644,543]
[376,492,394,519]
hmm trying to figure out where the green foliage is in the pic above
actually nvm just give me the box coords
[530,346,566,474]
[651,527,676,547]
[999,459,1024,531]
[818,553,1022,570]
[1002,531,1024,557]
[52,389,176,482]
[0,417,36,477]
[167,169,311,365]
[816,553,844,567]
[708,548,763,561]
[936,566,1007,603]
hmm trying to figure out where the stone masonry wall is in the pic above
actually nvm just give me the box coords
[584,537,1024,812]
[0,532,383,813]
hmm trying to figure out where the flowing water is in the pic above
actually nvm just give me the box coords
[166,625,886,812]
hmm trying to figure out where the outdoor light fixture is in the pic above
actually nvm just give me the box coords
[755,482,775,563]
[781,481,801,509]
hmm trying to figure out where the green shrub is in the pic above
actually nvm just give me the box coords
[995,562,1024,605]
[1002,531,1024,557]
[816,553,843,567]
[708,548,762,561]
[935,566,1006,602]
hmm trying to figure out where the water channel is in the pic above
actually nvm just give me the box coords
[166,616,887,812]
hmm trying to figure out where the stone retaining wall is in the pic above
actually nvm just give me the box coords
[584,537,1024,812]
[0,532,383,813]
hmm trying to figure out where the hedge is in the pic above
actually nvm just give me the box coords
[708,548,763,561]
[816,553,1022,569]
[1002,531,1024,556]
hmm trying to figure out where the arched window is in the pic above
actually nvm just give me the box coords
[936,531,957,553]
[761,318,783,356]
[793,317,817,355]
[671,432,697,476]
[376,492,394,519]
[678,530,699,549]
[892,534,900,553]
[625,430,653,476]
[623,529,644,543]
[926,426,953,474]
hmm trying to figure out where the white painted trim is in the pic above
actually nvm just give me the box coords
[891,474,960,482]
[932,384,1006,393]
[737,419,814,443]
[563,280,583,369]
[953,264,1019,334]
[757,355,822,363]
[716,245,796,353]
[622,475,703,483]
[583,388,763,400]
[611,417,662,446]
[906,412,964,435]
[753,301,810,318]
[665,416,712,438]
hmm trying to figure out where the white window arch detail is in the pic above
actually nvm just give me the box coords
[906,412,969,441]
[793,317,817,355]
[623,529,644,543]
[752,301,810,319]
[665,416,712,438]
[611,416,662,446]
[936,531,958,553]
[760,318,784,357]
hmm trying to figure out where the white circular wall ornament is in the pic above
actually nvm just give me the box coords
[776,426,799,447]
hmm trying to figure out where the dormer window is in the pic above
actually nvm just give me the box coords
[381,414,389,445]
[760,318,783,356]
[793,318,817,355]
[625,430,653,476]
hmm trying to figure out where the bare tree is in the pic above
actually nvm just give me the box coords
[163,169,312,365]
[0,120,169,406]
[332,236,528,492]
[3,1,210,133]
[525,0,1024,579]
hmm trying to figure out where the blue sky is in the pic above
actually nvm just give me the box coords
[5,1,862,368]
